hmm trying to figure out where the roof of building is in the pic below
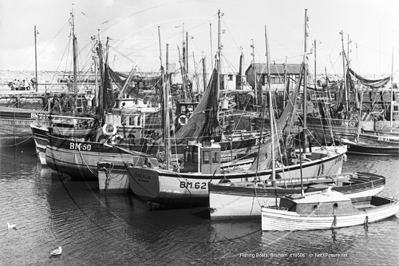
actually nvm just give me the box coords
[245,63,303,75]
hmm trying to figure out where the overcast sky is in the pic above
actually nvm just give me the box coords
[1,0,399,78]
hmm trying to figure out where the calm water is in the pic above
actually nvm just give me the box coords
[1,145,398,266]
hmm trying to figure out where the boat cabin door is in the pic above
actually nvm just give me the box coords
[199,142,221,174]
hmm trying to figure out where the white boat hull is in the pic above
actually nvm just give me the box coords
[261,201,399,231]
[97,162,129,193]
[209,185,384,220]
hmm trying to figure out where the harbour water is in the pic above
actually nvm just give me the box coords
[1,145,398,265]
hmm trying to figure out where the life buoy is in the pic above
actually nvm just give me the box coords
[102,124,117,136]
[178,115,187,126]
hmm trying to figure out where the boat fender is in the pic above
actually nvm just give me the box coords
[178,115,187,126]
[102,124,117,136]
[343,154,347,162]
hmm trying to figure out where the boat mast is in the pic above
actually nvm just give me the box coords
[390,47,394,131]
[159,26,170,169]
[251,39,257,109]
[193,51,199,94]
[340,30,348,116]
[34,25,38,92]
[216,10,222,121]
[182,23,185,76]
[202,52,207,94]
[97,29,104,118]
[92,36,98,109]
[177,45,187,99]
[302,9,308,154]
[314,40,317,89]
[186,32,189,74]
[210,23,213,69]
[265,25,275,186]
[71,4,77,92]
[283,57,288,107]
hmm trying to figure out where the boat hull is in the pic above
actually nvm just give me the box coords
[305,117,399,144]
[341,137,399,156]
[127,146,347,207]
[45,137,148,180]
[45,131,270,180]
[209,172,385,220]
[0,106,47,147]
[261,197,399,231]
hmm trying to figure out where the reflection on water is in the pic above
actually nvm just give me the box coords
[0,147,398,265]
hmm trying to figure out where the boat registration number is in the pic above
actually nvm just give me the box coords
[255,137,267,145]
[180,181,207,189]
[31,113,46,119]
[69,143,92,151]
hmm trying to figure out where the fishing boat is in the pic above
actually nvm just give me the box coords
[127,141,346,207]
[339,133,399,155]
[261,190,399,231]
[209,172,385,220]
[304,35,397,145]
[0,105,47,147]
[31,114,100,165]
[44,25,270,180]
[45,66,267,180]
[337,64,399,155]
[127,19,348,207]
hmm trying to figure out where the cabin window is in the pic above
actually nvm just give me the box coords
[192,150,198,163]
[313,205,318,210]
[333,203,338,209]
[212,152,219,163]
[186,146,198,163]
[137,116,141,127]
[203,151,210,164]
[228,74,233,81]
[129,116,135,126]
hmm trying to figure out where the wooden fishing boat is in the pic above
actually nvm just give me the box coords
[304,61,397,145]
[46,126,267,180]
[31,114,99,165]
[127,142,347,207]
[209,172,385,220]
[340,133,399,155]
[127,36,349,208]
[0,106,47,147]
[261,190,399,231]
[44,51,270,180]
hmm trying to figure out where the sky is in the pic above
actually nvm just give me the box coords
[1,0,399,78]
